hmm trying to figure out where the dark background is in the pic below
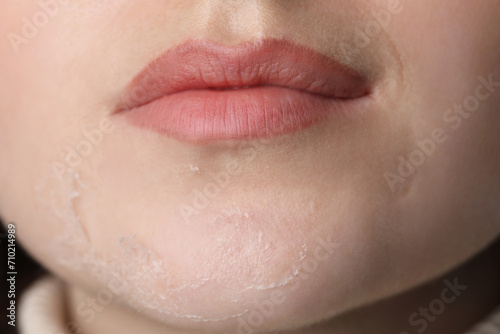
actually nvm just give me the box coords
[0,221,46,334]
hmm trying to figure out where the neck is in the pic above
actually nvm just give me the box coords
[67,239,500,334]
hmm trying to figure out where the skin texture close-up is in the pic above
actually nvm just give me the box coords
[0,1,499,333]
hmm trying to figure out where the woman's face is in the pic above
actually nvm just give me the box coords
[1,0,500,332]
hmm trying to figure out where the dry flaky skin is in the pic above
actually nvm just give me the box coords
[36,162,314,324]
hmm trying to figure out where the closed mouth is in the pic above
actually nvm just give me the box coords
[114,38,372,142]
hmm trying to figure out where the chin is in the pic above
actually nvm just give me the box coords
[41,183,401,332]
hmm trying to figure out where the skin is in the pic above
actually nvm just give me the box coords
[0,1,499,333]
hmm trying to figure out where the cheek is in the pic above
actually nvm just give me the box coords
[0,0,126,229]
[374,0,500,283]
[0,6,103,280]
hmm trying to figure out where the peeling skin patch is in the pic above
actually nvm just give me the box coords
[205,205,312,296]
[35,168,313,323]
[188,164,200,173]
[240,243,308,292]
[68,171,90,242]
[34,168,247,322]
[32,168,90,272]
[211,206,251,225]
[174,163,202,176]
[77,232,252,323]
[34,167,90,243]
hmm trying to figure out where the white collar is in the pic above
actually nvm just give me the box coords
[19,276,500,334]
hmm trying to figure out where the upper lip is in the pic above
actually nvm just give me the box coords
[116,38,371,111]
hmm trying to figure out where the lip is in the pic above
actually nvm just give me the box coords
[114,38,372,142]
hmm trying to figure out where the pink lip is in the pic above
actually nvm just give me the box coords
[115,39,371,142]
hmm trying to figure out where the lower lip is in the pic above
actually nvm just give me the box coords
[119,86,359,142]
